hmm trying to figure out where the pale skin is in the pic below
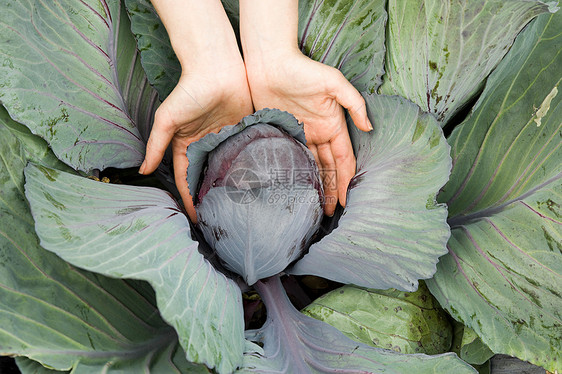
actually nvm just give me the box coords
[140,0,372,221]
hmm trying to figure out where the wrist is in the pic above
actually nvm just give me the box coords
[151,0,241,71]
[175,26,242,73]
[244,47,304,92]
[180,41,245,77]
[178,58,249,102]
[243,44,300,71]
[239,0,299,69]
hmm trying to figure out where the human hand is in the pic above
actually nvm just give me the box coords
[142,0,253,222]
[245,49,372,216]
[139,63,253,222]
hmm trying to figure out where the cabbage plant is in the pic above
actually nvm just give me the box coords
[0,0,560,373]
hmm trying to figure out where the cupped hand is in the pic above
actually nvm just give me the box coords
[139,63,253,222]
[245,50,372,216]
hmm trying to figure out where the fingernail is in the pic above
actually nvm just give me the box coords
[367,121,373,131]
[139,160,146,174]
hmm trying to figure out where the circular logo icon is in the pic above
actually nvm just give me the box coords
[224,168,262,204]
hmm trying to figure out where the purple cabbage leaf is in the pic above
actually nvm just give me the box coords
[23,163,244,373]
[0,0,158,172]
[380,0,558,124]
[290,94,452,291]
[426,11,562,372]
[0,108,208,373]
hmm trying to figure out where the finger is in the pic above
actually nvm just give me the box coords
[172,139,198,223]
[330,128,356,208]
[140,108,175,175]
[317,143,338,216]
[330,70,373,133]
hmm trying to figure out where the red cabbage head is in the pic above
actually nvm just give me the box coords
[186,110,324,285]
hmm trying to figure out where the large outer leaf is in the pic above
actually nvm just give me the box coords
[24,165,245,374]
[379,0,557,124]
[0,0,159,171]
[0,108,207,373]
[302,283,453,355]
[238,276,476,373]
[426,12,562,371]
[290,94,451,291]
[298,0,387,93]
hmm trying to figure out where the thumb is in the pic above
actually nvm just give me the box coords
[139,110,175,175]
[331,71,373,133]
